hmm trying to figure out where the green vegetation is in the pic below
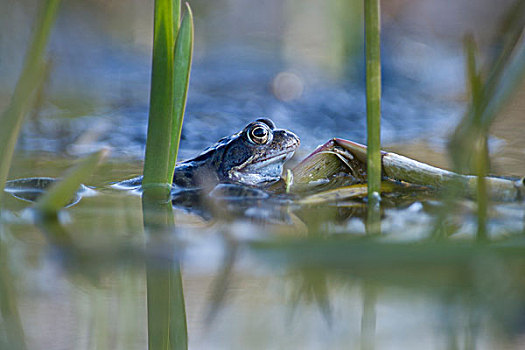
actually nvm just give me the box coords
[449,4,525,238]
[142,0,194,200]
[463,36,489,239]
[364,0,382,233]
[142,0,176,196]
[35,149,108,216]
[141,1,193,349]
[168,4,194,180]
[0,0,61,203]
[0,240,26,350]
[1,0,525,348]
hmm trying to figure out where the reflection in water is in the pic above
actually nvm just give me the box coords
[142,193,188,350]
[0,236,27,350]
[204,236,238,326]
[1,199,525,348]
[2,156,525,348]
[360,283,376,350]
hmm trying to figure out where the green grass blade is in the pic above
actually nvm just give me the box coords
[464,35,482,109]
[173,0,181,36]
[463,35,488,240]
[35,149,108,215]
[482,1,525,106]
[142,0,176,195]
[142,2,189,348]
[0,239,27,350]
[167,4,194,180]
[0,0,61,203]
[450,31,525,172]
[450,25,525,237]
[364,0,382,234]
[479,36,525,127]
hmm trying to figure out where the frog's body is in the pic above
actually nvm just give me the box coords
[116,119,300,189]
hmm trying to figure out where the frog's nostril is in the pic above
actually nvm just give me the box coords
[287,131,300,146]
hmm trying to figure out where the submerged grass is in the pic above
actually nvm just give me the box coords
[0,239,26,350]
[364,0,382,234]
[0,0,60,204]
[463,36,488,240]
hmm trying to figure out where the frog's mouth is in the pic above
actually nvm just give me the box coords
[228,150,295,185]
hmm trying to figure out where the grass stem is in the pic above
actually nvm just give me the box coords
[142,0,177,198]
[364,0,382,234]
[142,1,191,349]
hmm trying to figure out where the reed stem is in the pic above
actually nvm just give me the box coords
[142,2,191,349]
[142,0,177,198]
[364,0,382,233]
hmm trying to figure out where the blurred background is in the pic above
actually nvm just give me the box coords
[2,1,525,349]
[2,0,523,174]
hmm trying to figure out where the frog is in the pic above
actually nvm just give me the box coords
[116,118,300,189]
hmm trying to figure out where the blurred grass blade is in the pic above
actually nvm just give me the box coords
[142,0,177,195]
[35,149,108,215]
[360,283,377,350]
[479,34,525,128]
[483,1,525,104]
[449,18,525,235]
[450,33,525,171]
[464,35,482,108]
[0,239,27,350]
[250,238,525,271]
[0,0,61,203]
[167,4,194,180]
[205,242,237,326]
[464,35,488,240]
[364,0,382,234]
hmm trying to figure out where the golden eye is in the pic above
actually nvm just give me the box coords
[248,125,270,144]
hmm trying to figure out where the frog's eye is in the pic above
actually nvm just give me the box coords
[247,125,270,145]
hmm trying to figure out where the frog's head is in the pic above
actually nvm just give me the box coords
[212,119,300,185]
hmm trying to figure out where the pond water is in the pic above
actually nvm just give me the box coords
[2,0,525,349]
